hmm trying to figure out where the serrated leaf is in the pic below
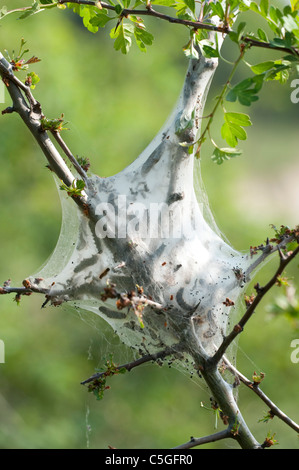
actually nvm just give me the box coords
[90,10,112,28]
[26,71,40,89]
[282,14,299,33]
[291,0,299,12]
[183,40,199,59]
[201,45,219,58]
[110,22,134,54]
[134,27,154,52]
[221,122,247,147]
[260,0,269,17]
[210,1,225,20]
[249,2,260,14]
[183,0,195,14]
[226,75,264,106]
[19,1,41,19]
[225,112,252,126]
[257,28,268,42]
[211,146,242,165]
[251,60,275,74]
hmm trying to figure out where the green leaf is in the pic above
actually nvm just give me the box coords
[291,0,299,12]
[0,6,8,19]
[249,2,260,14]
[183,39,199,60]
[210,1,225,20]
[183,0,195,14]
[67,4,102,33]
[226,75,264,106]
[282,14,299,33]
[19,1,41,19]
[257,28,268,42]
[224,112,252,127]
[26,71,40,89]
[151,0,176,6]
[211,147,242,165]
[221,122,247,147]
[110,22,134,54]
[175,108,196,136]
[260,0,269,17]
[201,44,219,58]
[134,26,154,52]
[115,4,123,15]
[251,60,275,74]
[90,10,112,28]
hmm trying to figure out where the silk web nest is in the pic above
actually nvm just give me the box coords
[28,48,254,382]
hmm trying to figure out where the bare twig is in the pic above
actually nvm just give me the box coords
[210,245,299,366]
[81,344,183,385]
[173,428,232,449]
[245,234,298,281]
[51,131,88,182]
[223,357,299,434]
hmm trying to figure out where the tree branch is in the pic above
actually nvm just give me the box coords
[245,233,298,281]
[0,51,88,209]
[51,130,88,182]
[57,0,299,57]
[211,245,299,366]
[173,428,232,449]
[81,344,184,385]
[223,357,299,434]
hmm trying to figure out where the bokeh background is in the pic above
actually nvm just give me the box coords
[0,0,298,449]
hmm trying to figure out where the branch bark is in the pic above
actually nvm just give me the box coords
[173,428,232,449]
[56,0,299,57]
[223,357,299,434]
[211,245,299,366]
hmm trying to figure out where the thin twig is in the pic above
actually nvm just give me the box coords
[172,428,232,449]
[51,131,88,182]
[210,245,299,366]
[223,357,299,434]
[81,344,183,385]
[245,234,297,281]
[56,0,299,57]
[2,1,299,57]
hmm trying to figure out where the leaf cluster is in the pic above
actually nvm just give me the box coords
[2,0,299,163]
[60,179,86,197]
[87,355,127,400]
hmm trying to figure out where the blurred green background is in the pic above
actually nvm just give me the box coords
[0,0,298,449]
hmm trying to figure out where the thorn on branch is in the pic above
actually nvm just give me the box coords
[254,283,264,294]
[1,106,15,115]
